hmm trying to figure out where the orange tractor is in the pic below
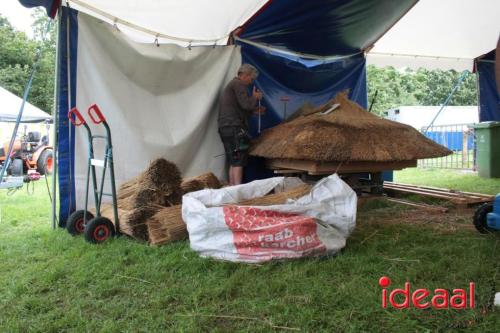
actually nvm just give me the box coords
[0,131,53,176]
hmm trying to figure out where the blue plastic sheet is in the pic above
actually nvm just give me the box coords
[476,50,500,122]
[240,0,417,57]
[57,7,78,226]
[19,0,59,18]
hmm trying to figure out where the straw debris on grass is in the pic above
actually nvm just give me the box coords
[250,91,452,162]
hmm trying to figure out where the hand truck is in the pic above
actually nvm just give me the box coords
[66,104,120,243]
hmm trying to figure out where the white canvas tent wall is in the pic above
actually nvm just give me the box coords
[367,0,500,71]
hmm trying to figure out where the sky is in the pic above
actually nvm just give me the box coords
[0,1,37,37]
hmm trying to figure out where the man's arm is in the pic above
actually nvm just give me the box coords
[234,84,258,111]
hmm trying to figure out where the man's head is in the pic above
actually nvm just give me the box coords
[237,64,258,85]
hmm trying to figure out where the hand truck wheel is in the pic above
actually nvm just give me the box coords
[473,202,494,234]
[67,210,95,236]
[84,217,115,244]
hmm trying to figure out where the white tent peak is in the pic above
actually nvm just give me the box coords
[368,0,500,71]
[0,86,52,123]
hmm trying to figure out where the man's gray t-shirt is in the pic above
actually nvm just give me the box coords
[218,77,257,131]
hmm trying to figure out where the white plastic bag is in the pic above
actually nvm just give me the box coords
[182,174,357,263]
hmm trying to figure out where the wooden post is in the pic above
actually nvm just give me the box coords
[462,131,468,168]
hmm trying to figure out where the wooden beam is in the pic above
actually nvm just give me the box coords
[266,159,417,175]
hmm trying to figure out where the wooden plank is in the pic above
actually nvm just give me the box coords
[384,182,494,201]
[267,159,417,175]
[384,187,469,203]
[384,182,494,200]
[273,169,305,174]
[386,198,449,213]
[383,182,493,205]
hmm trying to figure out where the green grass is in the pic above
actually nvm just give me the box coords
[396,168,500,195]
[0,172,499,332]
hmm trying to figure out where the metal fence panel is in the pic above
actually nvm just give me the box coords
[418,123,476,170]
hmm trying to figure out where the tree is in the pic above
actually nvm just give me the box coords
[367,65,477,116]
[0,10,55,114]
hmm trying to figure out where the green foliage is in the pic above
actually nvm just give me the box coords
[0,10,55,114]
[367,65,478,116]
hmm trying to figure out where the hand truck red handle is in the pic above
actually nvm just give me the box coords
[68,107,86,126]
[87,104,106,124]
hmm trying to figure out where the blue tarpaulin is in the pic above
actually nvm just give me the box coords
[239,0,417,57]
[475,50,500,122]
[56,6,78,225]
[19,0,59,18]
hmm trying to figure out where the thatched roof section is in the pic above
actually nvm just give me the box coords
[250,91,451,162]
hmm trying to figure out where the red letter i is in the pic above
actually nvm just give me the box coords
[469,282,475,308]
[379,276,391,308]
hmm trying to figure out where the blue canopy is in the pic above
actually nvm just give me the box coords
[475,50,500,122]
[18,0,60,18]
[240,0,418,56]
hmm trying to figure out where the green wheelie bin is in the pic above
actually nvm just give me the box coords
[474,121,500,178]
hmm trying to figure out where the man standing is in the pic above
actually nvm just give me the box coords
[218,64,264,185]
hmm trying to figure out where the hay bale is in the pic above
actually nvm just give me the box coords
[250,91,452,162]
[181,172,222,194]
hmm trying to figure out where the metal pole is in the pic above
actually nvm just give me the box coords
[258,98,261,134]
[423,70,469,134]
[52,9,61,230]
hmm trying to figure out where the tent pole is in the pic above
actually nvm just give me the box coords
[52,9,62,230]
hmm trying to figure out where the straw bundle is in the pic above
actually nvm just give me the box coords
[119,205,163,241]
[250,91,451,162]
[118,158,182,210]
[236,184,312,206]
[147,206,187,246]
[180,172,222,194]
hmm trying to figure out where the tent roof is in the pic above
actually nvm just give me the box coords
[21,0,499,69]
[56,0,269,46]
[20,0,416,55]
[0,86,52,123]
[367,0,500,70]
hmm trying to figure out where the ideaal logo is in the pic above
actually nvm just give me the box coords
[379,276,475,309]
